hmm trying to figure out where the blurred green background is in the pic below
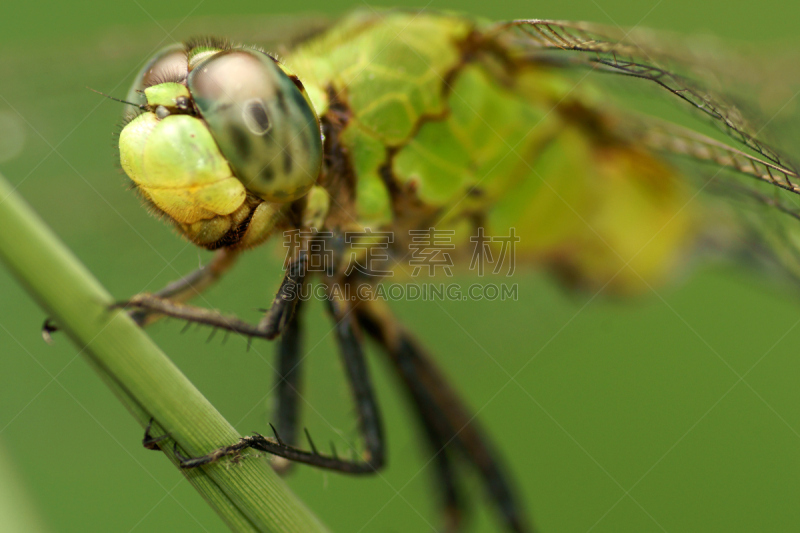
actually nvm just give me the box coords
[2,1,800,532]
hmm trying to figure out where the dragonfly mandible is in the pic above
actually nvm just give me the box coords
[105,8,800,533]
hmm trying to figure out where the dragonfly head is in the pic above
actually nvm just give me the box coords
[118,40,323,249]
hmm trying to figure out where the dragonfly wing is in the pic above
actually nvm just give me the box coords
[483,19,800,288]
[638,116,800,287]
[485,19,800,175]
[632,118,800,195]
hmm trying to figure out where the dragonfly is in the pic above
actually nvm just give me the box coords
[100,8,800,533]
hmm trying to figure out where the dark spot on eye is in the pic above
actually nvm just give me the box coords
[229,126,251,159]
[259,165,275,182]
[243,100,271,135]
[289,75,304,91]
[276,91,288,114]
[283,150,293,175]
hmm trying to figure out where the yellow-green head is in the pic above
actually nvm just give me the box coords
[119,40,323,249]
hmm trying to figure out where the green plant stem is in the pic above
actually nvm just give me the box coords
[0,172,328,533]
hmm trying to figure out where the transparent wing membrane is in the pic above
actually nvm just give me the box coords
[637,119,800,194]
[488,19,799,175]
[483,18,800,287]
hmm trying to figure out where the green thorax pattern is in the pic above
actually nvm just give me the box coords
[287,11,695,292]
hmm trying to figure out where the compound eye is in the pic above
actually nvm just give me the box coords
[125,44,188,115]
[188,49,322,203]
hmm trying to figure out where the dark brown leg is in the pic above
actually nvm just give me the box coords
[142,418,169,450]
[270,298,305,474]
[42,248,240,341]
[355,300,530,533]
[175,298,386,474]
[130,248,240,327]
[114,252,306,341]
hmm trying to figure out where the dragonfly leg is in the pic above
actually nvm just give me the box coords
[142,417,170,451]
[116,294,269,338]
[140,298,308,471]
[41,248,240,341]
[354,300,530,533]
[270,298,305,474]
[255,251,307,339]
[175,298,386,474]
[130,248,241,327]
[355,303,464,531]
[114,252,306,341]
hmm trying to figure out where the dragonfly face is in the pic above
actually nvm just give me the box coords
[119,41,323,249]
